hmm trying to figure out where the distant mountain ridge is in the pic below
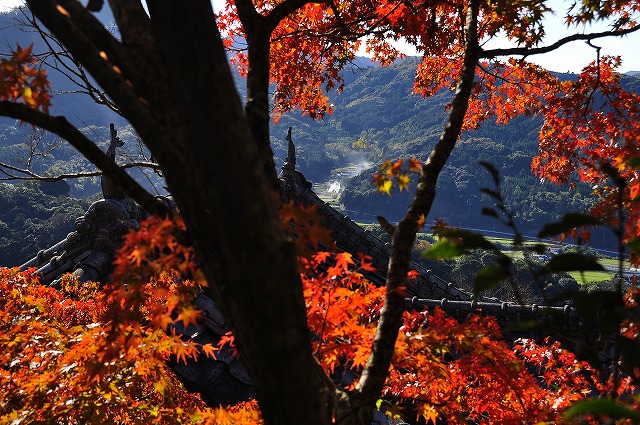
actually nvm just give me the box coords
[1,10,637,254]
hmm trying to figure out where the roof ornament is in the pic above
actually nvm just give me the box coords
[278,127,311,201]
[101,123,126,199]
[283,126,296,170]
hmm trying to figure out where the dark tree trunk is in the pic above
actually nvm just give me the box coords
[352,0,481,417]
[25,1,331,424]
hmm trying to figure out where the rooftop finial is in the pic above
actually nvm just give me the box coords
[283,126,296,170]
[101,123,126,199]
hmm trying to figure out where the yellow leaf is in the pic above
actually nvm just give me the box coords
[377,179,392,196]
[385,403,405,419]
[153,378,167,395]
[22,86,34,106]
[176,306,201,328]
[396,173,411,192]
[418,403,439,425]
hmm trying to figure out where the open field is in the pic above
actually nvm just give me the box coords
[443,235,626,284]
[569,270,614,284]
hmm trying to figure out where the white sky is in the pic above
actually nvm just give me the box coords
[2,0,639,73]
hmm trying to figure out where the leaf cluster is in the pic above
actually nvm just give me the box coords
[0,214,259,424]
[0,44,51,112]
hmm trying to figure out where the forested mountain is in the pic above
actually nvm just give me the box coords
[0,181,95,266]
[1,9,639,264]
[279,57,638,248]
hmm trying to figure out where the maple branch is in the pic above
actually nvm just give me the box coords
[264,0,330,33]
[147,3,332,424]
[354,0,482,409]
[25,0,161,136]
[19,10,122,114]
[234,0,283,189]
[31,0,124,67]
[0,161,161,181]
[234,0,261,23]
[0,101,168,216]
[476,61,551,93]
[482,26,640,59]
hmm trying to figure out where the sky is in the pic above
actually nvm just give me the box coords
[2,0,639,73]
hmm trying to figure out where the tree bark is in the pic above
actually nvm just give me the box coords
[23,1,332,424]
[146,2,329,423]
[235,0,280,189]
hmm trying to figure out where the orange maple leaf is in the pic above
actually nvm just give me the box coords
[409,156,422,173]
[335,252,354,271]
[176,306,201,328]
[358,253,376,273]
[407,270,420,281]
[201,343,218,359]
[417,403,439,425]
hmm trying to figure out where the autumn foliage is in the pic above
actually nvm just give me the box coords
[532,56,640,259]
[0,44,51,113]
[301,248,628,424]
[3,0,640,423]
[2,212,638,424]
[0,216,262,424]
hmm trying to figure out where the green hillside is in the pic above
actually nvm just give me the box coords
[0,182,96,266]
[2,9,639,261]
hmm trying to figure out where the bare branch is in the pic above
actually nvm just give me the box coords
[0,100,168,216]
[18,127,64,168]
[0,160,161,182]
[234,0,282,189]
[18,10,122,114]
[25,0,160,135]
[482,26,640,59]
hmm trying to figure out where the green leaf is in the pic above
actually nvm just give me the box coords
[478,160,500,186]
[541,253,604,273]
[436,228,499,252]
[538,213,601,238]
[626,238,640,254]
[474,264,510,295]
[563,398,640,421]
[556,290,621,326]
[627,156,640,170]
[529,243,547,254]
[423,239,464,259]
[481,207,498,218]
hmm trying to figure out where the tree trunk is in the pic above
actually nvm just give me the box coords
[143,2,330,424]
[26,1,332,424]
[353,0,481,416]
